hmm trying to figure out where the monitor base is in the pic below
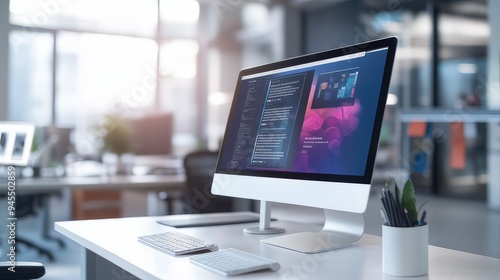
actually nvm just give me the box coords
[261,209,364,253]
[244,200,285,235]
[243,227,285,235]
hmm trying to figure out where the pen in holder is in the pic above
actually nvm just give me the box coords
[380,179,428,277]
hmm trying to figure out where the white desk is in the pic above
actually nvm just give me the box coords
[55,215,500,280]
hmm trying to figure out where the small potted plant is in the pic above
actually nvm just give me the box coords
[97,115,133,174]
[380,178,428,277]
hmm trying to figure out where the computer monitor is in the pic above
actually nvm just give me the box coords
[0,122,35,166]
[127,113,173,155]
[212,37,397,253]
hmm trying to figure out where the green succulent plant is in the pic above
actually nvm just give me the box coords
[395,179,427,225]
[98,115,133,155]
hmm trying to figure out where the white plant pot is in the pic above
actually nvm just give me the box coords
[382,224,428,277]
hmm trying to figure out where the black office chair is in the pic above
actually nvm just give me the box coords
[10,195,55,261]
[0,261,45,279]
[182,150,234,214]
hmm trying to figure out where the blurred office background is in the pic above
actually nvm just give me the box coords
[0,0,500,278]
[2,0,499,194]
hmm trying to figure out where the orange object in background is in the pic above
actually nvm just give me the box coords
[408,121,427,137]
[450,122,466,170]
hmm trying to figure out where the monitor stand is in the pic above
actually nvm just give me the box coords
[261,209,364,253]
[244,201,285,235]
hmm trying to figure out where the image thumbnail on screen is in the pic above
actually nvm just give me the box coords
[311,68,359,109]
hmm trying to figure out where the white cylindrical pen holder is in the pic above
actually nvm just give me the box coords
[382,224,428,277]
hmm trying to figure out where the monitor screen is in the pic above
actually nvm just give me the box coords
[211,37,397,253]
[219,52,387,182]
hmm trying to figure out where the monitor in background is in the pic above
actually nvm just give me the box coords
[211,37,397,253]
[128,113,173,156]
[126,114,180,175]
[0,122,35,166]
[44,125,73,164]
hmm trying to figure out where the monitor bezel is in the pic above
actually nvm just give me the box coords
[215,37,397,185]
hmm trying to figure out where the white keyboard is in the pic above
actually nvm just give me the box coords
[190,248,280,276]
[138,231,218,256]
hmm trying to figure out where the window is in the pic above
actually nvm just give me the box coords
[8,31,53,125]
[8,0,204,156]
[160,40,198,79]
[10,0,157,36]
[161,0,199,24]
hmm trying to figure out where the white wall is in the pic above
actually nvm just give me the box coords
[0,0,9,120]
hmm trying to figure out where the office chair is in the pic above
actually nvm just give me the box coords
[0,196,48,278]
[13,195,55,261]
[0,261,45,279]
[182,150,234,214]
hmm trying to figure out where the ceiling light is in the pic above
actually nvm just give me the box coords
[457,63,477,74]
[387,93,398,106]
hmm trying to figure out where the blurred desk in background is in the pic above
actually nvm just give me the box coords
[0,173,185,260]
[16,174,186,219]
[16,174,185,194]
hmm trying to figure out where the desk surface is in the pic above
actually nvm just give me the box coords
[55,215,500,280]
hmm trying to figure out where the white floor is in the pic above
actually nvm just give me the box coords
[2,186,500,280]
